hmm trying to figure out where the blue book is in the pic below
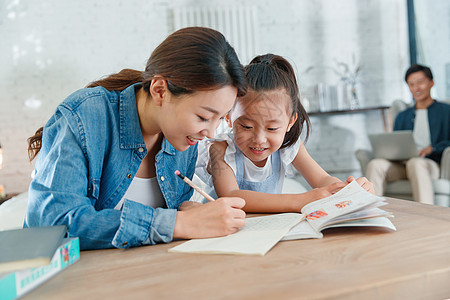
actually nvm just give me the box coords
[0,225,67,273]
[0,237,80,300]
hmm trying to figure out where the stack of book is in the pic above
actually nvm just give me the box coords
[0,226,80,300]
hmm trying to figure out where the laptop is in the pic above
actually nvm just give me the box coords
[368,130,419,161]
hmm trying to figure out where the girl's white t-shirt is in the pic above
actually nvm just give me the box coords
[196,131,301,193]
[114,176,166,210]
[413,109,431,151]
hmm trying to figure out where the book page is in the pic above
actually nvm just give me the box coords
[281,218,323,241]
[301,181,386,231]
[323,217,397,231]
[329,207,392,224]
[168,213,303,256]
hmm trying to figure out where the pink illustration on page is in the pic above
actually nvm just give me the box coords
[335,200,352,209]
[306,209,328,220]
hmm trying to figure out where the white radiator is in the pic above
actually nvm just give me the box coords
[172,6,258,65]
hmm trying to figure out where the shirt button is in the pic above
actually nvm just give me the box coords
[160,176,165,181]
[127,174,132,179]
[138,147,144,153]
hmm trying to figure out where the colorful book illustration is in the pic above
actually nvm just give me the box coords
[282,181,396,240]
[0,237,80,300]
[0,225,67,273]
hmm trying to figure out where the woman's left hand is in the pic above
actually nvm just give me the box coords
[346,176,375,194]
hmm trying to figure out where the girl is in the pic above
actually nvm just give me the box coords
[197,54,374,213]
[25,27,247,250]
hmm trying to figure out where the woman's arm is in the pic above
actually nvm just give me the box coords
[26,112,128,250]
[209,141,345,213]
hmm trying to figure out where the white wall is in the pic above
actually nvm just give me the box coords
[0,0,410,193]
[414,0,450,99]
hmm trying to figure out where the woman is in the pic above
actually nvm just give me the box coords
[25,27,247,250]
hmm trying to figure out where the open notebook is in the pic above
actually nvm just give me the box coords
[169,213,303,256]
[169,181,395,256]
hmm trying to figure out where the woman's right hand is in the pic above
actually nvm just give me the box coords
[173,197,246,239]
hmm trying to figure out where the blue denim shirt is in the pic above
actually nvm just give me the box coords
[24,84,197,250]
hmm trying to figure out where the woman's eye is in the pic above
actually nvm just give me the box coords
[268,128,279,131]
[198,116,208,122]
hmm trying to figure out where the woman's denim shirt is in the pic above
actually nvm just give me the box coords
[24,84,197,250]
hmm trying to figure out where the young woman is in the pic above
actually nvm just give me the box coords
[25,27,247,250]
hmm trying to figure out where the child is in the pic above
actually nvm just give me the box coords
[196,54,374,213]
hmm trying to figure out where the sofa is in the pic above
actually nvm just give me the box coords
[355,99,450,206]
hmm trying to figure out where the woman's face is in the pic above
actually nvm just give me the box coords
[160,85,238,151]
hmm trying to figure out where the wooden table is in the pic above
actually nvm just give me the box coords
[24,198,450,300]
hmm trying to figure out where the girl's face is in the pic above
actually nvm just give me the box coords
[228,89,297,167]
[161,85,238,151]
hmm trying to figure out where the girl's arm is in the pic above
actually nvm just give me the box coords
[209,141,345,213]
[293,141,375,194]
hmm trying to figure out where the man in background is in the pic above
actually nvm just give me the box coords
[366,64,450,204]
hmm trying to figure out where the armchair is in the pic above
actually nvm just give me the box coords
[355,99,450,206]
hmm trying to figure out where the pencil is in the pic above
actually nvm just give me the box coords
[174,170,215,202]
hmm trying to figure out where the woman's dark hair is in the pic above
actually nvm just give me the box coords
[240,53,310,149]
[405,64,433,82]
[28,27,246,161]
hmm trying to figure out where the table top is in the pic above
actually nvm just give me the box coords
[25,198,450,300]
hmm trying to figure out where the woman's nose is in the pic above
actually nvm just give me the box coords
[202,120,221,139]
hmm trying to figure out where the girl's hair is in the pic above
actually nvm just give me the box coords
[242,53,310,149]
[28,27,247,161]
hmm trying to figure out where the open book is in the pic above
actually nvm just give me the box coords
[169,181,395,256]
[282,180,396,240]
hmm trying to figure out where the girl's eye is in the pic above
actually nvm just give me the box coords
[241,124,252,129]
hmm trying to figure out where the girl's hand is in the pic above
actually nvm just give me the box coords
[346,176,375,194]
[308,181,346,201]
[178,201,202,211]
[173,197,246,239]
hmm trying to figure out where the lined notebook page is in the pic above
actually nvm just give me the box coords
[168,213,303,256]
